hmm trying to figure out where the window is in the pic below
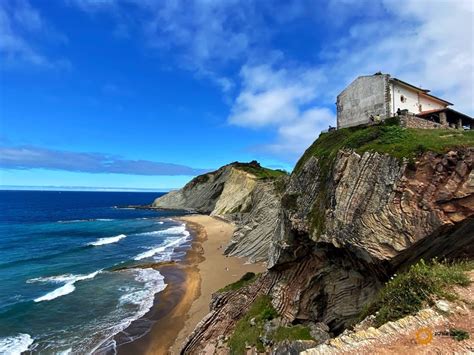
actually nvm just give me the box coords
[400,95,407,103]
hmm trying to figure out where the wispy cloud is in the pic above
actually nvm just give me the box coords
[0,145,208,176]
[228,64,334,160]
[0,0,69,69]
[228,0,474,161]
[66,0,474,163]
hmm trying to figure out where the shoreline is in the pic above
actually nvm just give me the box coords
[116,220,205,355]
[117,215,265,354]
[169,216,266,354]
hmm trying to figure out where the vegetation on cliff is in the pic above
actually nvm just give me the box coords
[292,119,474,237]
[228,295,278,353]
[218,272,257,293]
[361,259,473,327]
[295,118,474,173]
[228,295,313,354]
[231,160,288,180]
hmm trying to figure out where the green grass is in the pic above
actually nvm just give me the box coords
[232,160,288,180]
[218,272,257,293]
[270,325,313,342]
[228,295,314,354]
[228,295,278,354]
[292,120,474,237]
[360,259,473,327]
[295,119,474,174]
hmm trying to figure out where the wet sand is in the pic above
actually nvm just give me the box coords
[118,215,265,355]
[169,215,265,354]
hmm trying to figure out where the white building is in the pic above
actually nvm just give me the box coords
[336,73,472,129]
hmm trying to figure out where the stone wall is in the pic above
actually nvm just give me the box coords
[399,115,449,129]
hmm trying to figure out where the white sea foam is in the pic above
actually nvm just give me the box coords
[135,224,189,237]
[134,234,189,261]
[88,234,126,246]
[30,270,101,302]
[92,269,166,353]
[0,333,33,355]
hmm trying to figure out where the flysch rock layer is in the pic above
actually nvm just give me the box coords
[153,163,284,263]
[179,148,473,354]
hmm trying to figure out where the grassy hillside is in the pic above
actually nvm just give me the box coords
[295,118,474,174]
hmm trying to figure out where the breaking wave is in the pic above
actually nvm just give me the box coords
[0,333,34,355]
[92,269,167,352]
[88,234,126,246]
[29,271,101,302]
[133,224,190,261]
[135,224,188,237]
[58,218,115,223]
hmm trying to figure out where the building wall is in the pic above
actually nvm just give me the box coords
[418,94,446,113]
[391,83,420,114]
[337,75,390,128]
[391,83,446,115]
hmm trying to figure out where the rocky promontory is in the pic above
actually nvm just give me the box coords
[153,161,287,262]
[153,121,474,354]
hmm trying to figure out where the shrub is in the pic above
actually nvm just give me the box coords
[361,259,473,327]
[232,161,288,180]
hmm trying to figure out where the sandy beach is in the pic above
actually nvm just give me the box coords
[119,215,265,355]
[169,215,266,354]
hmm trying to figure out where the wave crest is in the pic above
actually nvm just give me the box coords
[134,234,190,261]
[88,234,126,246]
[135,224,188,237]
[30,271,101,302]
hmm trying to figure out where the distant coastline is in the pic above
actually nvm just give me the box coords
[0,185,176,192]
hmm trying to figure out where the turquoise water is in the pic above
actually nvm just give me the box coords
[0,191,190,353]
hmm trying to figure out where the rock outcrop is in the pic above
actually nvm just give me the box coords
[152,125,473,353]
[152,164,254,214]
[271,149,474,269]
[153,161,286,262]
[179,146,473,354]
[224,182,282,262]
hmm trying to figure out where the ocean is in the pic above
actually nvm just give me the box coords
[0,190,191,354]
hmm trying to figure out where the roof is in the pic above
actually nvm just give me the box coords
[417,107,473,123]
[390,77,453,105]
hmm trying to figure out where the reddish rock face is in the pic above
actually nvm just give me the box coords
[180,148,473,354]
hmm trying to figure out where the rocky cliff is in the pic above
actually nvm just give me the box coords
[152,161,286,262]
[173,122,474,354]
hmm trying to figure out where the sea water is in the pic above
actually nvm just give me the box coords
[0,190,190,353]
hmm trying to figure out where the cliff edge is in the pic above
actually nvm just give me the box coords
[173,120,474,354]
[152,161,287,262]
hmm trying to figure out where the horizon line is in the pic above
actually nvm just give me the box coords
[0,185,174,192]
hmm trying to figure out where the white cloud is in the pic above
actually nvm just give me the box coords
[67,0,473,163]
[228,0,473,163]
[265,108,335,157]
[0,0,69,69]
[325,0,474,114]
[228,64,334,159]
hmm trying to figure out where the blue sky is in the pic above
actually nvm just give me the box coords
[1,0,472,190]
